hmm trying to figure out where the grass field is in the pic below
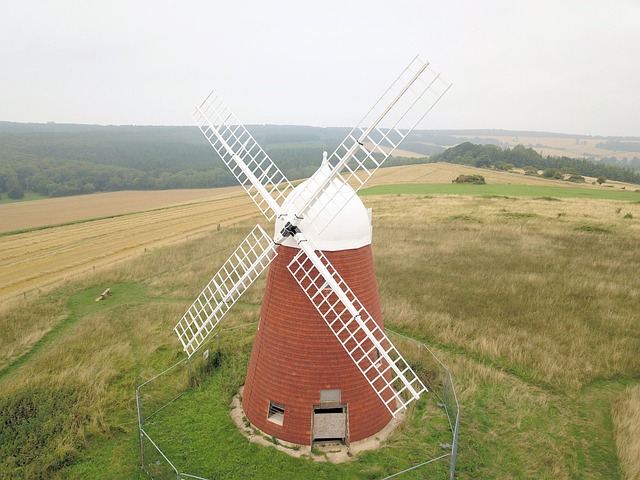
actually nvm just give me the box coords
[1,164,639,478]
[362,183,640,201]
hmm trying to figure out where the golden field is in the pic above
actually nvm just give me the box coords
[0,191,253,305]
[0,186,243,233]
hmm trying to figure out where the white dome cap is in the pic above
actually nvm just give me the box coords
[275,162,372,251]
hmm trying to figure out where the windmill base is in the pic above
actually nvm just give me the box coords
[231,386,404,463]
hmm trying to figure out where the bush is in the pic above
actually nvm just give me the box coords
[542,168,564,180]
[0,388,86,477]
[566,174,586,183]
[7,184,24,199]
[453,174,486,185]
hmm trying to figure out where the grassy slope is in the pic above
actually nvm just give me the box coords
[1,174,639,478]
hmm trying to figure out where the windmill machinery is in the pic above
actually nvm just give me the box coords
[174,55,451,446]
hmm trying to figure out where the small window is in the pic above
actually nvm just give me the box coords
[320,389,341,404]
[267,401,285,425]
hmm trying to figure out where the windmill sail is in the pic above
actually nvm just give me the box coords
[174,225,277,357]
[294,55,451,233]
[287,243,428,416]
[194,91,294,221]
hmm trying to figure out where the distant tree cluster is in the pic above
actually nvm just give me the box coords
[0,159,236,198]
[429,143,640,185]
[595,140,640,153]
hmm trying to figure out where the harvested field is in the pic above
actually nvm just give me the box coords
[0,187,243,234]
[367,162,637,190]
[0,193,255,305]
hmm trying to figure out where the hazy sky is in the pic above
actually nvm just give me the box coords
[1,0,639,136]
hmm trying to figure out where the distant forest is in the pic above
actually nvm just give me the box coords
[1,122,639,199]
[0,122,449,199]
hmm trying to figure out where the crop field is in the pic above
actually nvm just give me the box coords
[0,187,243,233]
[0,191,254,306]
[1,163,640,478]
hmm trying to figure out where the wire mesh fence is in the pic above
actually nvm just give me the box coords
[137,324,459,479]
[384,330,460,480]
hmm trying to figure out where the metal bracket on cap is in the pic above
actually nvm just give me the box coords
[280,222,301,238]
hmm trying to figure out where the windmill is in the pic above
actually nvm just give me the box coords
[174,55,451,446]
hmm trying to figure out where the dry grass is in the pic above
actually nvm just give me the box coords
[0,224,266,380]
[370,194,640,393]
[612,385,640,480]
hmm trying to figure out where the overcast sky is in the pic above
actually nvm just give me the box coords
[1,0,639,136]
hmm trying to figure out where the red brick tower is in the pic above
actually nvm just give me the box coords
[241,164,394,446]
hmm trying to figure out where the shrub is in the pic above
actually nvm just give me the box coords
[7,184,24,199]
[453,174,486,185]
[0,388,86,477]
[566,175,586,183]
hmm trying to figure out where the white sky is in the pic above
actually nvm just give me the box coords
[1,0,639,136]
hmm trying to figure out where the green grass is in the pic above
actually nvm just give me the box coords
[133,349,451,480]
[360,183,640,201]
[0,283,148,380]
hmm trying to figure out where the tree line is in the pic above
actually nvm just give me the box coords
[2,122,640,200]
[429,142,640,184]
[0,123,346,199]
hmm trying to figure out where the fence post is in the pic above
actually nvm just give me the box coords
[136,387,145,468]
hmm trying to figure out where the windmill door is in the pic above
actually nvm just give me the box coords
[312,406,347,444]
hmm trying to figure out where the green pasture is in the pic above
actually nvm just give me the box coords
[361,183,640,201]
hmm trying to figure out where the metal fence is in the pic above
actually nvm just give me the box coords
[137,324,459,479]
[384,330,460,480]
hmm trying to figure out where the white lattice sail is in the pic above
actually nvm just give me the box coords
[287,246,428,415]
[295,54,451,233]
[174,225,277,357]
[194,91,294,220]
